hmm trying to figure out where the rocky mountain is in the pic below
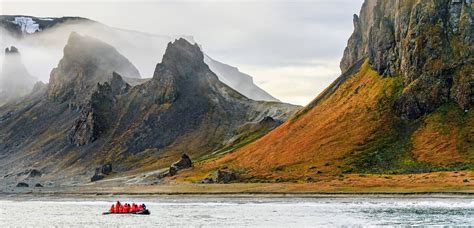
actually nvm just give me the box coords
[178,0,473,183]
[0,33,298,188]
[0,15,281,103]
[0,46,38,105]
[341,0,473,119]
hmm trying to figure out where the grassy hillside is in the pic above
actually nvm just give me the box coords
[175,60,473,183]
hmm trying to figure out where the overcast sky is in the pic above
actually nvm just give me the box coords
[1,0,364,105]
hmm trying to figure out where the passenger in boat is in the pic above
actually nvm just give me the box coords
[131,203,137,212]
[109,204,115,213]
[125,204,131,213]
[137,204,144,211]
[115,201,121,211]
[142,204,147,210]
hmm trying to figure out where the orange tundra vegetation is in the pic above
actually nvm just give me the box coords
[174,60,473,183]
[177,60,396,181]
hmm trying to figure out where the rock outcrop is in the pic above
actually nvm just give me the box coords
[47,32,140,109]
[341,0,473,119]
[28,169,42,178]
[90,173,104,182]
[169,154,192,176]
[199,170,237,184]
[90,163,112,182]
[69,73,130,146]
[215,170,237,183]
[16,182,28,187]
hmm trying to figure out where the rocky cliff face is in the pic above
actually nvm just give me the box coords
[103,38,299,155]
[47,32,140,109]
[69,72,131,146]
[341,0,473,119]
[0,34,299,187]
[0,46,38,105]
[179,0,473,182]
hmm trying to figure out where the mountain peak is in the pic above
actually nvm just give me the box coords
[5,46,19,55]
[160,38,206,74]
[47,32,140,105]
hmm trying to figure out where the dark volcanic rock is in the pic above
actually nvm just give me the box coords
[341,0,473,119]
[215,170,237,184]
[90,163,113,182]
[169,154,192,176]
[69,73,130,146]
[0,36,299,185]
[99,163,113,175]
[90,174,105,182]
[200,177,215,184]
[16,169,42,177]
[16,182,29,187]
[34,183,43,187]
[28,169,42,178]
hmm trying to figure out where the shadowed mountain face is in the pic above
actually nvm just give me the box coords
[179,0,473,182]
[0,46,38,105]
[0,34,299,186]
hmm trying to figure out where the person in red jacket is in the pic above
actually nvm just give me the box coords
[109,204,115,213]
[131,203,138,212]
[115,201,121,212]
[137,204,144,211]
[125,204,131,213]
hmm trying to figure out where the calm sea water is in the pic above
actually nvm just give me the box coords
[0,195,472,227]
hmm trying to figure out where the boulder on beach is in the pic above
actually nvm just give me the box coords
[90,163,113,182]
[28,169,42,178]
[16,182,29,187]
[169,153,192,176]
[215,170,237,183]
[90,173,105,182]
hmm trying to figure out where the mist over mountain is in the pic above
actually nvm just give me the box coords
[0,15,280,103]
[0,46,38,105]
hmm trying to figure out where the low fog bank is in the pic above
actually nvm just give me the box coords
[0,20,190,85]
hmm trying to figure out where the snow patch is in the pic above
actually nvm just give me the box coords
[39,17,55,21]
[12,17,41,34]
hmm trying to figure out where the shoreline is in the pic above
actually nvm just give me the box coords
[1,192,474,197]
[1,182,473,198]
